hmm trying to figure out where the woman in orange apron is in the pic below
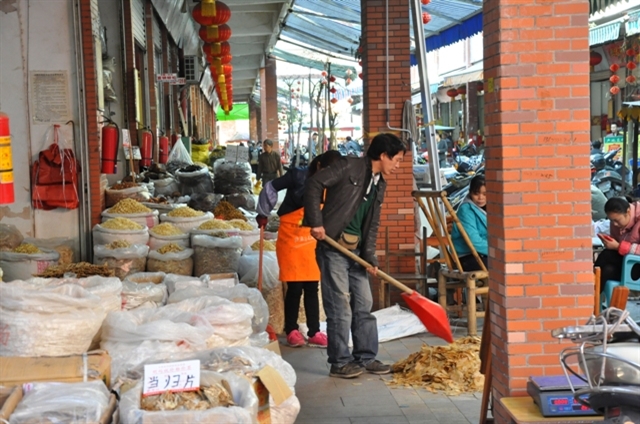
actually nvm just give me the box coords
[256,151,342,347]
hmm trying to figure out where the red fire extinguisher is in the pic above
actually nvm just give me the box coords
[159,133,169,164]
[101,116,119,174]
[0,111,15,204]
[139,128,153,167]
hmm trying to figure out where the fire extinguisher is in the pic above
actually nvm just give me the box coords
[139,127,153,168]
[0,111,15,204]
[101,114,119,174]
[159,132,169,164]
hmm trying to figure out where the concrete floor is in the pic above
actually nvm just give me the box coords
[281,318,486,424]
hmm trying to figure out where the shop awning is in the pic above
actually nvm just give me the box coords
[626,10,640,36]
[440,62,483,87]
[216,103,249,121]
[589,20,623,46]
[411,85,442,105]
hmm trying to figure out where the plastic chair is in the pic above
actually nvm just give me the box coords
[603,254,640,309]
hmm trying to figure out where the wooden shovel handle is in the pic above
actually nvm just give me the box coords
[323,236,413,294]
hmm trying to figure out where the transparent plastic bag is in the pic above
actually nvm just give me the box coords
[119,371,257,424]
[237,249,283,334]
[92,223,150,246]
[164,274,206,294]
[167,139,193,169]
[147,248,194,276]
[223,193,256,211]
[9,380,111,424]
[213,160,252,195]
[125,271,166,285]
[0,248,59,282]
[94,244,150,279]
[23,236,76,264]
[237,229,260,249]
[176,165,214,196]
[159,211,213,232]
[102,209,160,229]
[0,223,23,251]
[105,185,151,207]
[121,279,167,310]
[0,282,104,356]
[152,176,180,196]
[167,284,268,334]
[188,192,224,213]
[192,235,243,276]
[27,275,123,314]
[201,272,239,290]
[148,230,190,250]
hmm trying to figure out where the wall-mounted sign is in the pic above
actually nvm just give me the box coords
[156,73,178,82]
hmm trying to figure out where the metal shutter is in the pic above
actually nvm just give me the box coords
[132,0,146,46]
[153,14,162,50]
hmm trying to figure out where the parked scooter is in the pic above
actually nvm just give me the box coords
[553,308,640,424]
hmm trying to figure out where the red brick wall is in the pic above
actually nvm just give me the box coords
[249,99,260,143]
[79,0,104,227]
[260,58,279,148]
[483,1,592,419]
[361,0,415,308]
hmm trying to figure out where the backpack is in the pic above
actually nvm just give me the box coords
[31,125,80,210]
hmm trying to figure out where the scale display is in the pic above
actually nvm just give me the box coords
[526,376,598,417]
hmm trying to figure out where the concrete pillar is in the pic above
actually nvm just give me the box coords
[483,1,593,419]
[260,58,279,148]
[361,0,415,307]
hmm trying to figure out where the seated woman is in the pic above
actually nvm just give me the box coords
[452,175,487,271]
[594,197,640,290]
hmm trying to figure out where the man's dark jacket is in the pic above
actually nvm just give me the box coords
[303,156,385,266]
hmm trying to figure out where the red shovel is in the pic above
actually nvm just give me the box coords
[323,235,454,343]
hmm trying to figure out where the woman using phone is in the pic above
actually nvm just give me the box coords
[594,197,640,291]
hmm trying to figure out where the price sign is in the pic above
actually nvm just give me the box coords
[143,360,200,397]
[122,129,130,150]
[236,146,249,162]
[124,146,141,160]
[225,145,238,161]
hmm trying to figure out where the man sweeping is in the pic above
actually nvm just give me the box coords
[304,133,407,378]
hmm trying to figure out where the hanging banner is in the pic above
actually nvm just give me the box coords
[603,134,623,161]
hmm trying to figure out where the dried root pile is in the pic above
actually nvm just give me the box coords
[37,262,115,278]
[390,336,484,395]
[140,382,234,411]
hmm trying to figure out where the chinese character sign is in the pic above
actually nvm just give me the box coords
[143,360,201,396]
[603,135,623,161]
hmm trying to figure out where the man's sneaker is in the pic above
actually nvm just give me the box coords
[286,330,305,347]
[329,363,364,379]
[307,331,328,348]
[364,360,391,375]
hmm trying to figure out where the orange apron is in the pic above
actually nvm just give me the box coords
[276,208,320,282]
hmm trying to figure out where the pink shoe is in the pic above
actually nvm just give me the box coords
[307,331,328,348]
[286,330,305,347]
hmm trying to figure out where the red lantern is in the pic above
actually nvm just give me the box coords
[626,48,636,57]
[199,24,232,43]
[291,89,295,93]
[330,98,338,104]
[610,75,620,84]
[476,81,484,91]
[422,12,431,24]
[421,0,430,4]
[610,86,620,95]
[346,78,351,85]
[358,60,362,67]
[321,71,327,77]
[330,86,337,94]
[590,51,602,67]
[329,76,336,83]
[446,88,458,98]
[627,75,637,84]
[358,72,363,79]
[203,41,230,57]
[610,63,620,72]
[347,97,353,104]
[627,61,637,70]
[456,85,467,95]
[192,2,231,26]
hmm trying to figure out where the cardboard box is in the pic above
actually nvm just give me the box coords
[263,340,281,356]
[0,385,118,424]
[0,351,111,388]
[253,365,293,424]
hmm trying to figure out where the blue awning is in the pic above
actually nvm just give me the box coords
[589,20,622,46]
[626,10,640,36]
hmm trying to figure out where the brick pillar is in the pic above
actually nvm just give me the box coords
[260,58,279,148]
[484,2,592,420]
[144,0,158,162]
[249,98,260,142]
[79,0,103,227]
[361,0,415,308]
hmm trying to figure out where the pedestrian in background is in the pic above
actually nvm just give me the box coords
[256,139,283,185]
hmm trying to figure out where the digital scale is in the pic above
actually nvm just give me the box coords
[526,375,597,417]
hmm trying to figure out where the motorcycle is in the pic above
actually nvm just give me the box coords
[591,149,633,198]
[553,308,640,424]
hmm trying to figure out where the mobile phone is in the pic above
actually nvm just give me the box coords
[598,233,613,241]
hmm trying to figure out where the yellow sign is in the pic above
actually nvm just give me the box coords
[487,78,494,93]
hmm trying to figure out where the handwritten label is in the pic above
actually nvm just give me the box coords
[225,145,249,163]
[122,129,131,150]
[143,360,200,397]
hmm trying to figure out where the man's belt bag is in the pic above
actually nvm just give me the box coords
[337,232,359,250]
